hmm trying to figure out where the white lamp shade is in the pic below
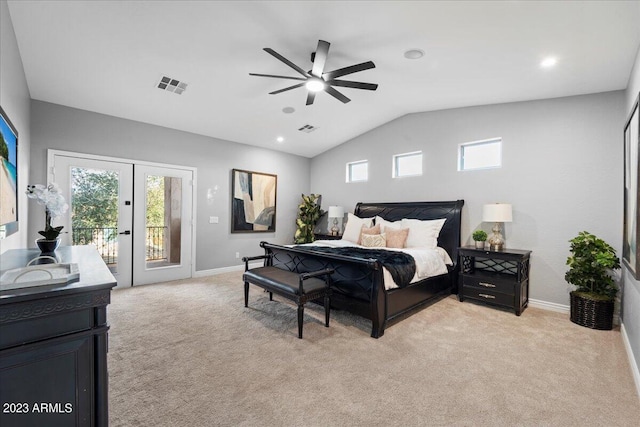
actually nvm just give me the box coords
[482,203,513,222]
[328,206,344,218]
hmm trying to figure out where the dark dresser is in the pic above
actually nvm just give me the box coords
[458,246,531,316]
[0,246,116,427]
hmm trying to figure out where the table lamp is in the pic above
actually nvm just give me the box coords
[328,206,344,236]
[482,203,512,251]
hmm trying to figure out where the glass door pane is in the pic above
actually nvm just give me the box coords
[71,167,120,271]
[145,175,182,269]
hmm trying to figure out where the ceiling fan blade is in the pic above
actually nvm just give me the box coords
[328,80,378,91]
[263,48,310,78]
[323,61,376,80]
[311,40,330,78]
[249,73,307,81]
[324,86,351,104]
[306,91,316,106]
[268,82,306,95]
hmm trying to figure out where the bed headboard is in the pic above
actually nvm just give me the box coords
[354,200,465,262]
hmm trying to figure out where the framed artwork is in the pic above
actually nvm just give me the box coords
[231,169,277,233]
[623,93,640,278]
[0,105,19,239]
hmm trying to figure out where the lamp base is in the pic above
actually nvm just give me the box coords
[487,222,505,251]
[331,218,339,236]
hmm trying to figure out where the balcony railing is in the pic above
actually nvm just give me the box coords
[72,226,167,264]
[146,226,166,262]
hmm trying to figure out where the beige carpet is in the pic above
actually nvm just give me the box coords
[107,271,640,426]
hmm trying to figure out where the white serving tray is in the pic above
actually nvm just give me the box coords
[0,260,80,291]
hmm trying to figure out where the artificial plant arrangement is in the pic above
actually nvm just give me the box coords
[565,231,621,329]
[294,194,324,244]
[472,230,487,248]
[26,183,69,241]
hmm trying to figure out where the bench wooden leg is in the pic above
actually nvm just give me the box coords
[297,304,304,339]
[244,281,249,307]
[324,295,330,327]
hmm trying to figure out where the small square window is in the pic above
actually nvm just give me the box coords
[346,160,368,183]
[459,138,502,171]
[393,151,422,178]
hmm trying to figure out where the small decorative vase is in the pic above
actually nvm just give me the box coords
[474,240,485,249]
[36,238,61,254]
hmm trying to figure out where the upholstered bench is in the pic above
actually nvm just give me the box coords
[242,255,334,339]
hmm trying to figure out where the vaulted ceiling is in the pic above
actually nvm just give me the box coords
[7,1,640,157]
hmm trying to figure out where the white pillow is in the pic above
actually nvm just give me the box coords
[374,215,402,233]
[401,218,446,249]
[342,213,373,243]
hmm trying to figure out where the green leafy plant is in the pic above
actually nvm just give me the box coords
[565,231,621,300]
[472,230,487,242]
[294,194,324,244]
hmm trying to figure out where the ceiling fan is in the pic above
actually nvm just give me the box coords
[250,39,378,105]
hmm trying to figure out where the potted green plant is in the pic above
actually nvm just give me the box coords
[293,194,324,244]
[472,230,487,249]
[565,231,621,330]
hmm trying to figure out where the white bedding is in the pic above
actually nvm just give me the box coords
[300,239,453,290]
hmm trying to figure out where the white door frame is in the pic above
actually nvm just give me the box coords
[47,149,198,281]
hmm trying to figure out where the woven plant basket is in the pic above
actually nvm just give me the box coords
[570,291,614,330]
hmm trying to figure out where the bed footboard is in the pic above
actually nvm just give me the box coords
[261,242,388,337]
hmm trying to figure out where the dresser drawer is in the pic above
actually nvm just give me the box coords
[462,286,514,307]
[461,274,515,295]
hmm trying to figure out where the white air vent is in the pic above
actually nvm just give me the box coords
[298,124,318,133]
[157,76,187,95]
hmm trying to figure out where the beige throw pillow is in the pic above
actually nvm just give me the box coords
[385,227,409,248]
[361,233,386,248]
[359,224,381,245]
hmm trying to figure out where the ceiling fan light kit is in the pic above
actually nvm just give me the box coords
[250,39,378,105]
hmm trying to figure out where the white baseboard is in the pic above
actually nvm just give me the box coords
[528,298,570,314]
[621,323,640,400]
[527,299,624,325]
[193,262,261,278]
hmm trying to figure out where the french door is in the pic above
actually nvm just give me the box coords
[50,151,193,287]
[52,156,134,287]
[132,165,193,285]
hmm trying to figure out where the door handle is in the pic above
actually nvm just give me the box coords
[119,230,131,235]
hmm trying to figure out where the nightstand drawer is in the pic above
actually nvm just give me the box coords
[461,275,515,295]
[462,287,514,307]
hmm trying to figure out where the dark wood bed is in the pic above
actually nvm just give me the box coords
[259,200,464,338]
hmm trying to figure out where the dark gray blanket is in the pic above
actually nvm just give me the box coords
[302,246,416,288]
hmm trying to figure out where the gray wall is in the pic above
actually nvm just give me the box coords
[623,42,640,378]
[29,101,310,271]
[310,91,623,307]
[0,0,31,254]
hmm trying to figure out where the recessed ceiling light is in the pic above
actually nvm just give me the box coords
[540,57,557,68]
[276,136,284,143]
[404,49,424,59]
[282,107,295,114]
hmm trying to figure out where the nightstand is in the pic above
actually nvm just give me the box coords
[458,247,531,316]
[313,233,342,241]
